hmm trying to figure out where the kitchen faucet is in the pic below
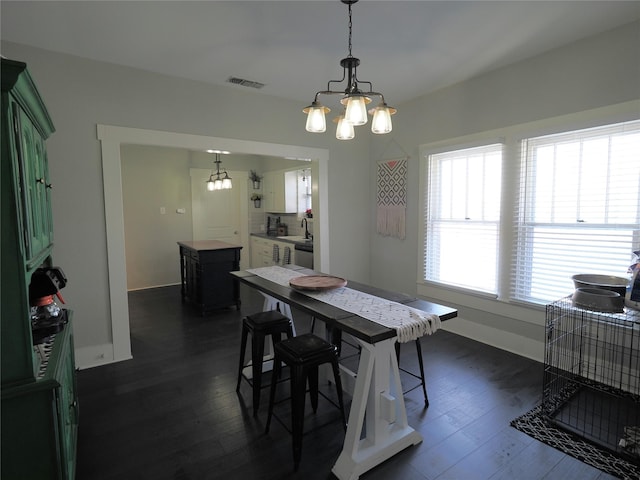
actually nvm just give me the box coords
[301,217,311,240]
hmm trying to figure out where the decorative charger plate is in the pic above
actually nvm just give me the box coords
[289,275,347,291]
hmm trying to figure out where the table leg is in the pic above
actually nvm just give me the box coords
[332,337,422,480]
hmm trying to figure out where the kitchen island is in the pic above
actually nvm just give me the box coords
[178,240,242,315]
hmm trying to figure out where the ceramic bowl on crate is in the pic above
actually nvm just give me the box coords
[572,287,624,313]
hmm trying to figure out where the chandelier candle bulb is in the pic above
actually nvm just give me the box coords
[343,94,370,125]
[371,103,396,134]
[334,113,355,140]
[303,102,330,133]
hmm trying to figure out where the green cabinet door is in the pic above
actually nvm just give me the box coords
[16,107,53,265]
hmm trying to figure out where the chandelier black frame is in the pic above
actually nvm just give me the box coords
[303,0,396,140]
[206,151,232,191]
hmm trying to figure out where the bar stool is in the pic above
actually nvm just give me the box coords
[265,333,347,471]
[236,310,293,416]
[395,339,429,407]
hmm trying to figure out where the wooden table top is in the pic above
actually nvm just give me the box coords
[232,267,458,345]
[177,240,242,251]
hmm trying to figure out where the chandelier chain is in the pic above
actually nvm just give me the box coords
[347,2,353,58]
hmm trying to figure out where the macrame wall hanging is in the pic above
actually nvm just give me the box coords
[376,156,408,239]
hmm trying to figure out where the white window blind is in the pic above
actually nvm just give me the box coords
[512,120,640,304]
[424,143,503,293]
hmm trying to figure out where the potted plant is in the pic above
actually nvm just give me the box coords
[250,193,262,208]
[249,170,262,189]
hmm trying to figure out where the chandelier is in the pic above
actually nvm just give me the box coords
[303,0,396,140]
[206,150,232,191]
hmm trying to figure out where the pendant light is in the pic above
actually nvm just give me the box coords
[334,111,355,140]
[205,150,232,191]
[303,0,396,139]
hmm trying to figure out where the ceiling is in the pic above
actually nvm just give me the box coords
[2,1,639,111]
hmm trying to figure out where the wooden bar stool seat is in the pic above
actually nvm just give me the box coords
[265,333,347,471]
[236,310,293,416]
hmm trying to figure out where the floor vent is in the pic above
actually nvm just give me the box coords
[227,76,265,89]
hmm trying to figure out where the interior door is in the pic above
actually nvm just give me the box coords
[190,168,248,268]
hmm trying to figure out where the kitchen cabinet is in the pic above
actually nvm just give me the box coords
[263,169,298,213]
[178,240,242,315]
[250,236,295,268]
[1,58,78,479]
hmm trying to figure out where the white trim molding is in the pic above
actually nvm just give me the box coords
[96,124,330,365]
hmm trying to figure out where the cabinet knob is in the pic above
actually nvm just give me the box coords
[36,177,45,185]
[46,183,53,189]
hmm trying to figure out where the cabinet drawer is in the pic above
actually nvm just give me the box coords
[198,248,240,264]
[258,257,272,267]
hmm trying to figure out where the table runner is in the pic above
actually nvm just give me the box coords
[246,266,440,343]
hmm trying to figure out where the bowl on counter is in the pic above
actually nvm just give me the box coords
[571,274,628,296]
[572,287,624,313]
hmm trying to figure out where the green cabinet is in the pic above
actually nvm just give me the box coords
[1,58,78,479]
[1,319,78,480]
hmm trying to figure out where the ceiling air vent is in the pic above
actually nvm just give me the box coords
[227,76,265,89]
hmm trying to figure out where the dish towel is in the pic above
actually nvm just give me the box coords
[247,266,440,342]
[272,244,279,263]
[282,246,291,265]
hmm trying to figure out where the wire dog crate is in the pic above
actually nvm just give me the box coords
[543,296,640,462]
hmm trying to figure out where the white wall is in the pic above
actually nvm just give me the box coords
[121,146,193,290]
[368,21,640,361]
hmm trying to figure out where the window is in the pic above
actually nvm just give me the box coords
[512,120,640,304]
[424,143,503,293]
[422,119,640,306]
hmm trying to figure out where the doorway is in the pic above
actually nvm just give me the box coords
[98,125,329,363]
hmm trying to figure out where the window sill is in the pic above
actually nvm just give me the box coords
[416,280,546,327]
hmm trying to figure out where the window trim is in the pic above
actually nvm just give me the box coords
[417,101,640,321]
[423,140,505,294]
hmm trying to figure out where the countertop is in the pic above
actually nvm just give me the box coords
[177,240,242,251]
[251,233,313,249]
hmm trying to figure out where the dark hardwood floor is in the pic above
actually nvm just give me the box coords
[76,285,616,480]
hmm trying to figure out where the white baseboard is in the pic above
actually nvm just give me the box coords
[74,343,132,370]
[127,282,181,292]
[74,316,543,370]
[441,316,545,364]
